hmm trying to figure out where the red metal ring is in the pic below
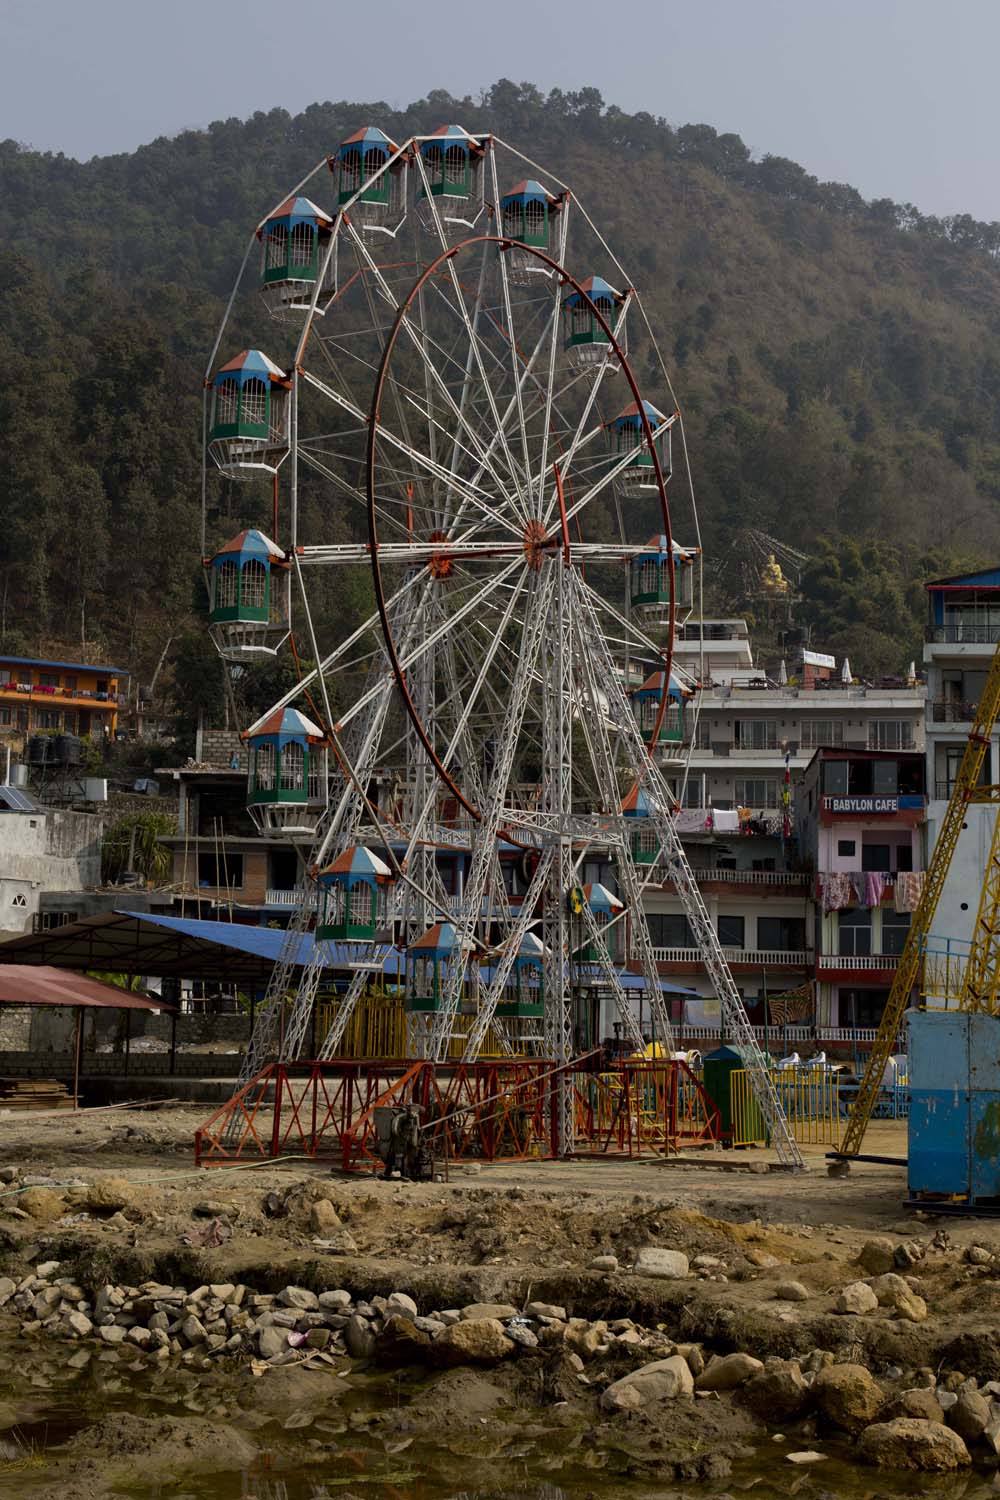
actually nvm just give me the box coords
[365,235,675,823]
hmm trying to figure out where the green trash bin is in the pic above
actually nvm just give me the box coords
[702,1044,743,1137]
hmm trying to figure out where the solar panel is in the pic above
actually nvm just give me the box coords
[0,786,38,812]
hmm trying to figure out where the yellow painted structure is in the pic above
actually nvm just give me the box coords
[0,654,125,743]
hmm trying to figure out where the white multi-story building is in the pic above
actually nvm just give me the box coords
[922,568,1000,992]
[636,619,926,1033]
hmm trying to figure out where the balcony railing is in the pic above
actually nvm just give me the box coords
[931,700,979,722]
[935,781,957,800]
[672,1024,900,1048]
[0,682,120,706]
[652,947,810,966]
[265,887,309,907]
[659,867,809,888]
[817,953,901,970]
[926,624,1000,645]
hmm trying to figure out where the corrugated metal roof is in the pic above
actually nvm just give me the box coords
[0,656,127,676]
[0,965,173,1011]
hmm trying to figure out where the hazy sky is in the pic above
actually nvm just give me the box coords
[4,0,998,220]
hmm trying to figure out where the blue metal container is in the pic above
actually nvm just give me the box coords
[908,1010,1000,1205]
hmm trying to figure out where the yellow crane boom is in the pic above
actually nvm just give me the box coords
[838,633,1000,1157]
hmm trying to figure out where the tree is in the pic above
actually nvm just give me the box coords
[102,811,175,884]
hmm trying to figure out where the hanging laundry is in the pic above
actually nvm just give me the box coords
[821,872,853,913]
[895,870,925,913]
[849,871,866,905]
[713,808,741,833]
[864,871,887,908]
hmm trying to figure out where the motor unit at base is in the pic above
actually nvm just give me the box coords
[908,1010,1000,1207]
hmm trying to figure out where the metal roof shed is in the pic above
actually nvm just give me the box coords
[0,964,175,1107]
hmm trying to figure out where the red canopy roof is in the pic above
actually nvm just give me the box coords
[0,966,173,1011]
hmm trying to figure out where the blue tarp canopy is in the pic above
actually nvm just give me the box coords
[0,909,695,994]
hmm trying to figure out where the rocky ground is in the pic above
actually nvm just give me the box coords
[2,1105,1000,1497]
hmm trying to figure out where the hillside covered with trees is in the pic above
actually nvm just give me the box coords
[3,79,1000,697]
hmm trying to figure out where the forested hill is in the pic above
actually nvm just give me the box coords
[4,79,1000,688]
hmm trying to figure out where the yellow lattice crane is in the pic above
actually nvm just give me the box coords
[838,636,1000,1158]
[957,806,1000,1013]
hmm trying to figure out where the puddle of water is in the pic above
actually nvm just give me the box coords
[0,1344,997,1500]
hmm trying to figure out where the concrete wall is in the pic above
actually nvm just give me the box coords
[0,808,104,937]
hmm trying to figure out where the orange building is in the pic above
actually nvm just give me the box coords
[0,656,126,747]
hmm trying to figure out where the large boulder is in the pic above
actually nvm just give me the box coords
[868,1272,912,1308]
[947,1390,992,1445]
[895,1291,928,1323]
[432,1318,514,1367]
[84,1177,153,1213]
[813,1363,884,1434]
[375,1315,431,1365]
[857,1237,896,1275]
[460,1303,517,1321]
[309,1199,342,1236]
[835,1281,878,1316]
[277,1286,319,1312]
[17,1187,64,1222]
[632,1247,689,1279]
[695,1353,763,1392]
[884,1388,945,1424]
[601,1356,694,1412]
[741,1359,811,1420]
[343,1314,376,1360]
[859,1418,970,1471]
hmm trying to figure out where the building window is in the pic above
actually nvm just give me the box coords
[38,673,58,687]
[861,844,891,872]
[718,915,745,948]
[873,760,898,796]
[684,718,712,750]
[837,839,856,857]
[823,761,849,796]
[10,893,27,909]
[801,720,843,748]
[0,708,10,727]
[36,909,78,931]
[840,987,890,1026]
[34,710,62,729]
[838,908,872,956]
[881,909,911,956]
[734,720,778,750]
[734,778,779,809]
[647,913,695,948]
[758,916,806,951]
[869,721,914,751]
[197,852,245,889]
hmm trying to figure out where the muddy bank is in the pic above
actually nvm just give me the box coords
[4,1114,1000,1493]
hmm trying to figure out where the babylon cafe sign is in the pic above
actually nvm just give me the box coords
[825,795,898,814]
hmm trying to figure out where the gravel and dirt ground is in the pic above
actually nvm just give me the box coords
[3,1103,1000,1499]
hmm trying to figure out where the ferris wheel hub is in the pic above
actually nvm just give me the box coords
[522,520,552,572]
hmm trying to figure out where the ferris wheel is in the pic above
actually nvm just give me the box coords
[200,125,801,1164]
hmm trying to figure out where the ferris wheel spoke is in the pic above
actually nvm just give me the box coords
[242,568,431,738]
[373,420,525,537]
[345,221,531,516]
[338,559,524,732]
